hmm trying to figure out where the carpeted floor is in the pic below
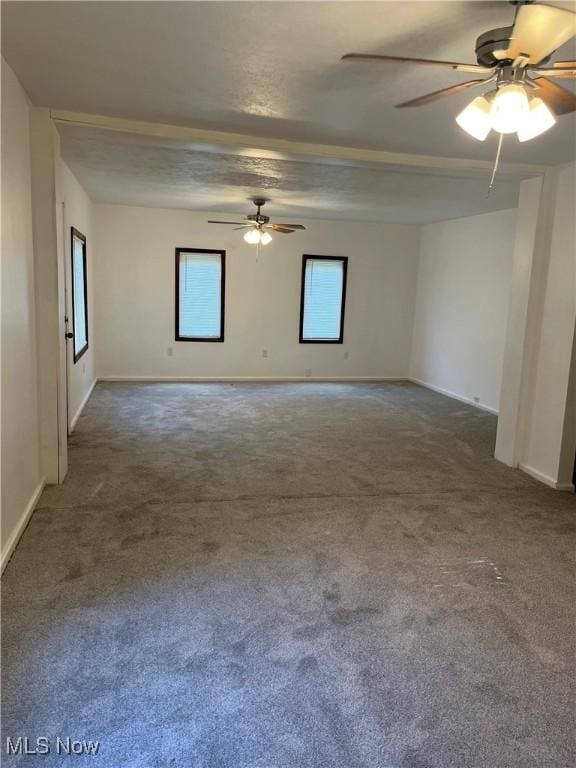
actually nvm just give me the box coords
[2,382,575,768]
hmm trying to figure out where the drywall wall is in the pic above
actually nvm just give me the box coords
[94,206,420,379]
[30,108,68,483]
[557,327,576,488]
[410,208,517,414]
[494,176,544,466]
[520,163,576,488]
[495,165,576,489]
[1,60,43,567]
[60,162,96,428]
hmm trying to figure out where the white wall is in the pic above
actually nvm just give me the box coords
[1,60,43,567]
[520,163,576,487]
[410,208,517,414]
[557,329,575,487]
[95,206,420,380]
[494,176,544,466]
[29,109,68,483]
[60,162,96,428]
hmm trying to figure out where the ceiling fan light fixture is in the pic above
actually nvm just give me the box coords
[259,231,273,245]
[490,84,530,134]
[455,95,492,140]
[243,228,261,245]
[517,97,556,142]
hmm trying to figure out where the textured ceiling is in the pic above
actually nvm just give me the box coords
[59,125,522,224]
[3,1,575,165]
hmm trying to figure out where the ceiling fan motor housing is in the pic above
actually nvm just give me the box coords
[475,25,551,68]
[248,197,270,225]
[247,213,270,225]
[475,26,515,67]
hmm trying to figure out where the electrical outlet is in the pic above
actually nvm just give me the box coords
[167,347,174,357]
[305,368,312,378]
[262,349,268,358]
[343,351,349,360]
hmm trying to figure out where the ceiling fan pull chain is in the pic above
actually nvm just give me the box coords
[487,132,505,196]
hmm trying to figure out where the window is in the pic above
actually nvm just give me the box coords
[299,255,348,343]
[175,248,225,341]
[71,227,88,363]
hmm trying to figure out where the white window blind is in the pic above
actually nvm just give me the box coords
[178,251,223,339]
[72,232,88,358]
[301,258,346,341]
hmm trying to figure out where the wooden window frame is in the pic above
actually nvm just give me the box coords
[299,254,348,344]
[175,248,226,342]
[70,227,89,363]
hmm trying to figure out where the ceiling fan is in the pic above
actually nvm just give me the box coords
[208,199,306,245]
[341,0,576,144]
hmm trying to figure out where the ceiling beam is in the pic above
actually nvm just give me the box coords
[51,109,545,179]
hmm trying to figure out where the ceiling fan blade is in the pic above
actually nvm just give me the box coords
[396,78,487,108]
[276,224,306,230]
[207,220,247,225]
[507,4,576,65]
[551,60,576,67]
[531,67,576,78]
[341,52,490,74]
[531,76,576,115]
[268,225,296,234]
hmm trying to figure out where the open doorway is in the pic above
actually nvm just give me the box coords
[57,163,96,452]
[64,225,89,434]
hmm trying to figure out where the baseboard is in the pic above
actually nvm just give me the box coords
[1,477,46,574]
[409,377,499,415]
[69,378,96,432]
[519,463,575,492]
[97,376,409,383]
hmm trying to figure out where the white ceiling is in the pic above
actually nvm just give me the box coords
[58,123,522,224]
[3,0,575,163]
[3,1,575,221]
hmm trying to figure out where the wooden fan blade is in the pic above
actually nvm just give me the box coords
[508,4,576,65]
[552,60,576,68]
[341,52,490,74]
[277,224,306,230]
[396,78,487,108]
[207,220,247,225]
[531,77,576,115]
[531,67,576,79]
[268,225,296,234]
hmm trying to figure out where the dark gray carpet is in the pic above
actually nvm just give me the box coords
[2,382,575,768]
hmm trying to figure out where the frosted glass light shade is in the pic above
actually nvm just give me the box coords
[490,84,529,134]
[244,228,261,244]
[455,96,492,141]
[260,231,273,245]
[517,97,556,142]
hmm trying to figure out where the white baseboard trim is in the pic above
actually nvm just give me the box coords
[409,377,499,415]
[519,463,575,492]
[1,477,46,574]
[69,379,97,432]
[97,376,409,383]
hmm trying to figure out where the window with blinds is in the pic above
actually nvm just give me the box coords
[71,228,89,363]
[175,249,225,341]
[299,256,348,343]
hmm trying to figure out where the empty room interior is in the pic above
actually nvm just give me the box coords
[1,1,575,766]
